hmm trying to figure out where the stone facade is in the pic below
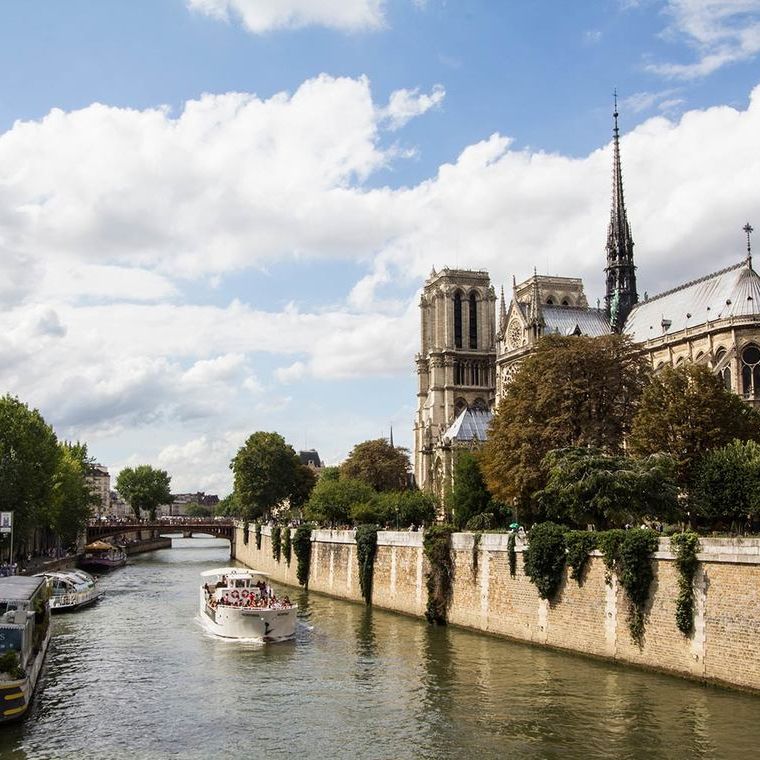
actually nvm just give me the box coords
[233,525,760,693]
[86,464,110,517]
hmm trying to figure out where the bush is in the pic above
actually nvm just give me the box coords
[465,512,494,531]
[282,528,292,566]
[523,522,567,600]
[423,525,454,624]
[0,650,24,680]
[271,525,282,562]
[671,531,700,635]
[293,525,313,587]
[565,531,597,583]
[355,524,379,605]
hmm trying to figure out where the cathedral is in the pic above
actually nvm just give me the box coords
[413,103,759,495]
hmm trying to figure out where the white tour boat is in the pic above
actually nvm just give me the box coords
[35,569,102,613]
[199,567,297,642]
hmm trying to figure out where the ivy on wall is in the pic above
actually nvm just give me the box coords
[671,531,700,635]
[243,521,249,546]
[565,531,597,584]
[293,525,313,587]
[283,528,292,566]
[271,525,282,562]
[523,522,566,600]
[507,531,517,577]
[355,524,379,605]
[472,532,482,578]
[255,522,262,551]
[423,525,454,625]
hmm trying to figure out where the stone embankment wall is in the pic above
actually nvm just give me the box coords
[232,525,760,693]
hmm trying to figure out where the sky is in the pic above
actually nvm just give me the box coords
[1,0,759,496]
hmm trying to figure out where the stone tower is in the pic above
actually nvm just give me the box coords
[604,96,638,332]
[413,268,497,493]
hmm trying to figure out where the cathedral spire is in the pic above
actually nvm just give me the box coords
[604,91,638,333]
[499,285,507,330]
[530,268,544,337]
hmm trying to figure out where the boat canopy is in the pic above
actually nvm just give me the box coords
[200,567,269,579]
[0,576,47,603]
[85,540,115,552]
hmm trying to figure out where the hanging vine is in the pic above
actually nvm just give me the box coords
[423,525,454,625]
[271,525,282,562]
[283,527,292,566]
[255,522,262,551]
[671,531,701,635]
[565,531,597,584]
[293,525,313,587]
[243,520,250,546]
[472,532,482,578]
[597,529,626,584]
[523,522,566,601]
[355,524,379,605]
[507,531,517,578]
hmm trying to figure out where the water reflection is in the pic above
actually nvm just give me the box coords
[2,539,759,760]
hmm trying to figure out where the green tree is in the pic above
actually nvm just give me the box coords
[305,477,376,526]
[47,442,98,548]
[481,334,650,523]
[230,432,302,520]
[320,466,341,482]
[340,438,410,492]
[116,465,172,520]
[367,490,438,529]
[215,493,241,517]
[628,365,760,493]
[0,395,60,556]
[449,451,498,529]
[185,503,213,518]
[289,464,318,513]
[536,448,680,529]
[692,440,760,530]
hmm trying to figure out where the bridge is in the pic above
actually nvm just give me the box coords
[87,520,235,543]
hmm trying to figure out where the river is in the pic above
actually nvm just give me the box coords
[2,537,759,759]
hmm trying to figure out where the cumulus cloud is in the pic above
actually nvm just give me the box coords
[646,0,760,78]
[379,84,445,130]
[186,0,386,33]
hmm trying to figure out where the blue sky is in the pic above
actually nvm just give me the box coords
[1,0,759,494]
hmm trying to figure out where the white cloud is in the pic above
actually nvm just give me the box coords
[379,84,445,130]
[646,0,760,78]
[186,0,386,33]
[275,361,307,384]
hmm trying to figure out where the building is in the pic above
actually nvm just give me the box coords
[86,464,110,517]
[166,492,220,517]
[413,101,759,494]
[299,449,324,471]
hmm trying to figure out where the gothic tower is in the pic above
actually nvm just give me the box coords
[413,268,496,492]
[604,95,638,332]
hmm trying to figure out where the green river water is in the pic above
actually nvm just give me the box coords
[1,537,758,760]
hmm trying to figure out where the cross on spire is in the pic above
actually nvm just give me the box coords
[744,222,754,267]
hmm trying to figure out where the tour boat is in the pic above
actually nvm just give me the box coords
[35,569,102,613]
[79,540,127,572]
[199,567,297,642]
[0,575,52,722]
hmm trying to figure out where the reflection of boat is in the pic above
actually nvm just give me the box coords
[35,570,102,613]
[199,567,297,642]
[79,541,127,572]
[0,576,52,722]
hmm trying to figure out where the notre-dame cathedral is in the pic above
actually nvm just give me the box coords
[413,103,759,495]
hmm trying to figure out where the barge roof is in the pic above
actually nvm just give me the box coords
[0,576,46,602]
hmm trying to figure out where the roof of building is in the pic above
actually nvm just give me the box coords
[542,306,611,337]
[0,575,46,602]
[299,449,322,468]
[443,408,493,443]
[624,260,760,342]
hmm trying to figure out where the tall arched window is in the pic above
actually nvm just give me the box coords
[469,292,478,349]
[715,348,731,390]
[741,345,760,398]
[454,291,463,348]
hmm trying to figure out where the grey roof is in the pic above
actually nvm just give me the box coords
[0,576,46,602]
[542,306,610,337]
[443,408,493,443]
[624,261,760,342]
[299,449,322,467]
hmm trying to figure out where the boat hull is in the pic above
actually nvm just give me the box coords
[199,592,297,642]
[0,627,51,723]
[79,557,126,572]
[50,589,103,613]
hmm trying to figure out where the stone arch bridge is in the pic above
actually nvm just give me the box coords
[87,520,235,544]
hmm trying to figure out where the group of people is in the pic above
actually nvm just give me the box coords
[204,580,292,610]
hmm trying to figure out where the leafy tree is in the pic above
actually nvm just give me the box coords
[320,466,341,482]
[116,465,172,520]
[289,464,318,512]
[628,365,760,493]
[536,448,680,529]
[481,334,650,523]
[340,438,410,492]
[449,451,500,529]
[305,477,375,526]
[48,442,98,548]
[230,432,302,520]
[215,493,241,517]
[0,395,60,555]
[185,503,213,518]
[692,440,760,530]
[370,490,438,529]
